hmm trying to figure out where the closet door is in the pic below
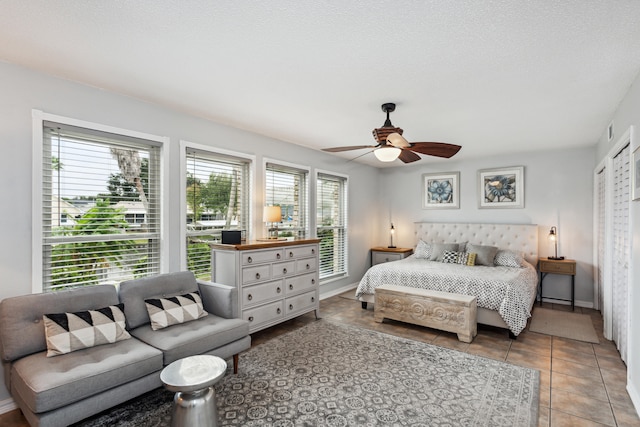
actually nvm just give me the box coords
[611,144,630,363]
[596,168,606,312]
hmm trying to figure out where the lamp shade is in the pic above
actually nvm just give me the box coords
[263,206,281,223]
[373,146,401,162]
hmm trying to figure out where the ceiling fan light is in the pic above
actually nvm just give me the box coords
[374,146,401,162]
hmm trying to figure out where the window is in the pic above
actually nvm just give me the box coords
[265,162,309,239]
[316,172,348,280]
[185,148,251,280]
[41,122,162,291]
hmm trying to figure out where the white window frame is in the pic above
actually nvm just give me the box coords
[179,141,255,271]
[315,169,349,282]
[31,110,170,293]
[263,158,310,239]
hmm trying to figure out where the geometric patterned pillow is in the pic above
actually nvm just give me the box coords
[144,291,208,331]
[465,252,477,266]
[414,240,432,259]
[43,303,131,357]
[494,250,524,268]
[441,250,460,264]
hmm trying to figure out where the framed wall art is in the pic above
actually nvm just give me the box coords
[633,146,640,201]
[478,166,524,208]
[422,171,460,209]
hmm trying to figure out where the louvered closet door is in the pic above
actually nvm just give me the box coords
[596,168,606,312]
[611,144,630,363]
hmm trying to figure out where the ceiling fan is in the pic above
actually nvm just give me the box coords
[322,103,461,163]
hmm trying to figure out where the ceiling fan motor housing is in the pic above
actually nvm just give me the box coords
[372,126,403,143]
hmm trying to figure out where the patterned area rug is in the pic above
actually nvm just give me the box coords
[76,320,539,426]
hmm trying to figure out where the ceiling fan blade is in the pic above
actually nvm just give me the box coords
[409,142,461,158]
[386,132,411,148]
[322,145,378,152]
[398,148,421,163]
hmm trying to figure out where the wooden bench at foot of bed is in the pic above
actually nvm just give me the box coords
[374,284,478,343]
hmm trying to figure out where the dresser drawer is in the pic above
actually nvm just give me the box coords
[242,264,271,285]
[373,252,403,264]
[285,290,317,315]
[242,249,283,265]
[242,280,284,307]
[539,260,575,275]
[296,257,317,274]
[271,261,296,279]
[243,300,283,327]
[283,245,317,260]
[285,272,317,295]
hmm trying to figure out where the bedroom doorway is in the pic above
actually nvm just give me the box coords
[594,127,632,364]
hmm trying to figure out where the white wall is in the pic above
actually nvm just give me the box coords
[0,61,380,403]
[377,147,596,304]
[594,70,640,416]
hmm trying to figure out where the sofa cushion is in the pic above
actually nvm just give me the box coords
[43,303,131,356]
[145,292,207,330]
[119,271,199,330]
[0,285,120,363]
[11,337,162,413]
[130,314,249,365]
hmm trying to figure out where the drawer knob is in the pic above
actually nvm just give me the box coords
[277,287,281,293]
[311,279,315,284]
[289,251,294,258]
[247,256,253,264]
[283,268,288,274]
[256,273,261,279]
[277,308,281,314]
[248,316,254,322]
[312,248,315,254]
[306,264,310,269]
[311,296,315,302]
[289,284,293,290]
[247,294,253,301]
[277,253,281,259]
[289,304,293,310]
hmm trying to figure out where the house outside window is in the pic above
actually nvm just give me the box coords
[39,121,162,291]
[316,171,348,280]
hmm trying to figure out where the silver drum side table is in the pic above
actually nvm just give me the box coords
[160,355,227,427]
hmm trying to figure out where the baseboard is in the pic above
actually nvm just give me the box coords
[319,282,358,300]
[0,397,17,415]
[627,381,640,420]
[540,298,594,309]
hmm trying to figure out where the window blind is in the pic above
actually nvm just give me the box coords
[265,163,309,239]
[186,149,251,280]
[42,122,161,290]
[317,172,348,279]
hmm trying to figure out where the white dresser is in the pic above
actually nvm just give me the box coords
[210,239,320,333]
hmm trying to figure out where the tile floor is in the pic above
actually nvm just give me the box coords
[1,293,639,427]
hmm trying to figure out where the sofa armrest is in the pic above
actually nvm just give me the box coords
[197,280,238,319]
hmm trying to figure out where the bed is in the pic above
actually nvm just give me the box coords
[356,222,539,337]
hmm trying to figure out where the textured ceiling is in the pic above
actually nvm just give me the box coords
[2,1,640,167]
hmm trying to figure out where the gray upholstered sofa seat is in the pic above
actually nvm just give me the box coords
[0,285,164,427]
[0,272,251,427]
[118,271,251,368]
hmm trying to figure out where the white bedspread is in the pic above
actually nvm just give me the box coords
[355,256,538,335]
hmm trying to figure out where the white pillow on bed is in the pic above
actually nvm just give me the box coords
[414,240,431,259]
[494,249,525,268]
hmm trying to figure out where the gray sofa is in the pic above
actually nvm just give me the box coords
[0,271,251,427]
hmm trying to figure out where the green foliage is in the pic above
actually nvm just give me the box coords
[50,199,139,289]
[102,158,149,203]
[187,239,212,280]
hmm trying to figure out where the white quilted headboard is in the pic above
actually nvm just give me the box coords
[414,222,538,266]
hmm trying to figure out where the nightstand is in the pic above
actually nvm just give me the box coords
[538,257,576,310]
[371,247,413,266]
